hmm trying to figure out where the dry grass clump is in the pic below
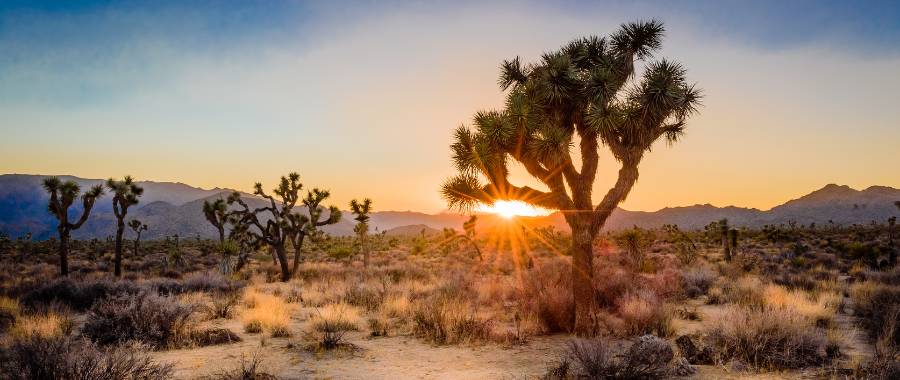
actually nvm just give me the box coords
[519,259,574,333]
[200,353,277,380]
[241,289,291,337]
[763,284,839,328]
[307,302,361,349]
[412,294,492,345]
[702,306,832,369]
[0,335,172,380]
[722,276,766,307]
[380,293,412,319]
[615,290,673,337]
[0,296,20,333]
[8,310,73,339]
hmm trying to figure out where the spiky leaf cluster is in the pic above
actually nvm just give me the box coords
[107,176,144,220]
[43,177,104,230]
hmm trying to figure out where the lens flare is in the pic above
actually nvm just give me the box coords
[476,200,552,219]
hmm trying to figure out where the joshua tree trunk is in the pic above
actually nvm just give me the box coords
[290,234,306,278]
[274,244,291,282]
[114,219,125,277]
[570,222,594,332]
[59,229,70,276]
[362,235,370,268]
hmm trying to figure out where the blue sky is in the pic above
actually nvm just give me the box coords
[1,1,899,212]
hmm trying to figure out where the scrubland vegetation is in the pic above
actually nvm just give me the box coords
[1,218,899,379]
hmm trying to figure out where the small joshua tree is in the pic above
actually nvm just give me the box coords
[287,189,341,274]
[718,218,731,262]
[202,198,229,244]
[350,198,373,267]
[42,177,104,276]
[107,176,144,277]
[440,21,700,331]
[462,215,483,261]
[228,173,340,281]
[128,219,147,258]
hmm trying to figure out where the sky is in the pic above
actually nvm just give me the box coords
[1,0,899,213]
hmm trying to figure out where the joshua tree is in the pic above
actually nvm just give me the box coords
[719,218,731,262]
[202,198,229,244]
[728,228,739,257]
[128,219,147,258]
[350,198,373,267]
[286,189,341,275]
[440,20,700,331]
[228,173,340,281]
[462,215,483,261]
[42,177,104,276]
[107,176,144,277]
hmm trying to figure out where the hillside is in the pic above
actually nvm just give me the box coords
[1,174,898,239]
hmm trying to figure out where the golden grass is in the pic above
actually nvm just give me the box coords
[763,284,839,328]
[241,289,291,337]
[0,296,19,316]
[380,294,411,319]
[10,312,71,339]
[308,302,362,333]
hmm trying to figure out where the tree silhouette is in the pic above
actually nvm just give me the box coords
[202,198,229,244]
[462,215,482,261]
[440,20,701,331]
[43,177,104,276]
[228,173,340,281]
[350,198,373,267]
[128,219,147,258]
[107,176,144,277]
[287,189,341,275]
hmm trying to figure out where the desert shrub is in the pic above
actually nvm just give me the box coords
[702,306,830,369]
[723,276,765,308]
[0,334,172,380]
[20,278,143,311]
[681,267,716,298]
[150,271,242,296]
[763,284,839,328]
[859,344,900,380]
[851,281,900,347]
[545,335,674,379]
[201,353,278,380]
[82,292,195,349]
[380,294,412,320]
[521,259,574,333]
[190,328,242,347]
[207,291,241,319]
[412,294,492,345]
[307,303,361,349]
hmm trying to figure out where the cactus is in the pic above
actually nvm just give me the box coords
[349,198,373,267]
[42,177,104,276]
[227,173,340,281]
[440,21,701,331]
[127,219,147,258]
[107,176,144,277]
[202,198,229,243]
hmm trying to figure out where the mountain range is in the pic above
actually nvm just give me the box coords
[0,174,898,240]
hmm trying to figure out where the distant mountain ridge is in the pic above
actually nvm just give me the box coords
[0,174,898,239]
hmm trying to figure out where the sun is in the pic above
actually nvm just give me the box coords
[477,200,552,219]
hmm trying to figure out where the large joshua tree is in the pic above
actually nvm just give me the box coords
[286,189,341,275]
[228,173,340,281]
[107,176,144,277]
[202,198,229,244]
[350,198,373,267]
[42,177,104,276]
[440,20,701,332]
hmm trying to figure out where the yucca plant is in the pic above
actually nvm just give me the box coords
[440,20,701,332]
[228,173,340,281]
[107,176,143,277]
[42,177,104,276]
[350,198,373,267]
[127,219,147,258]
[202,198,229,244]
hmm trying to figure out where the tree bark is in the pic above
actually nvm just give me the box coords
[571,222,594,335]
[59,229,69,277]
[114,219,125,277]
[290,234,306,279]
[275,244,290,282]
[363,235,369,268]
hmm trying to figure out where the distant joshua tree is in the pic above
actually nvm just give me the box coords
[128,219,147,258]
[107,176,144,277]
[228,173,340,281]
[202,198,229,244]
[462,215,482,261]
[42,177,104,276]
[287,189,341,275]
[440,21,701,331]
[350,198,373,267]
